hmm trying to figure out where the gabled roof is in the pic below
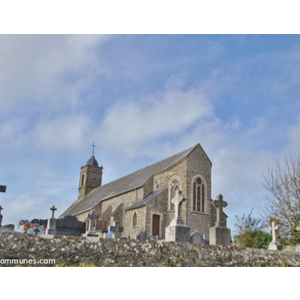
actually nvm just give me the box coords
[60,144,199,217]
[125,188,167,211]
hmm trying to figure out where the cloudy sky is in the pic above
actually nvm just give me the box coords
[1,34,300,232]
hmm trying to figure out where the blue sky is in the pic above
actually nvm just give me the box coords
[1,34,300,232]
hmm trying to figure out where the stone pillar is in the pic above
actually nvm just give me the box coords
[45,218,57,235]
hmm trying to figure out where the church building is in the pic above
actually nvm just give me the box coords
[60,143,222,240]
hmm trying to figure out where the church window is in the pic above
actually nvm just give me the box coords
[81,174,85,186]
[192,176,205,213]
[132,212,137,227]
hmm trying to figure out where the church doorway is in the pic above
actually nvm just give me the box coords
[152,214,160,236]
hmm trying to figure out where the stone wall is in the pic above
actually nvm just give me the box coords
[1,233,300,267]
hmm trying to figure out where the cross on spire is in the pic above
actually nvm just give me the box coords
[91,142,97,155]
[50,205,57,218]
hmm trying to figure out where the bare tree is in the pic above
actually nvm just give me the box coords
[262,154,300,241]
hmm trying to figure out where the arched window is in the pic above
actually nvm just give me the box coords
[132,212,137,227]
[81,174,85,186]
[170,178,180,210]
[192,176,205,212]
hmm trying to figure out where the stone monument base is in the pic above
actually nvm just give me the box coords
[45,218,57,235]
[209,226,231,246]
[268,241,282,250]
[165,224,190,243]
[82,231,98,237]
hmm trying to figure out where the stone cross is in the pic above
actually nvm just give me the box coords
[108,221,124,239]
[171,186,186,224]
[50,205,57,218]
[34,227,40,235]
[0,185,6,193]
[212,194,228,227]
[269,221,279,243]
[87,210,99,231]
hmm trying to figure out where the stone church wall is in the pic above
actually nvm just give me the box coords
[186,145,212,237]
[123,206,147,238]
[1,233,300,267]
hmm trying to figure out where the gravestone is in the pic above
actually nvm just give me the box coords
[104,230,113,239]
[209,194,231,246]
[95,219,108,232]
[268,221,282,250]
[165,187,190,242]
[27,225,44,235]
[56,215,86,236]
[189,232,208,244]
[136,232,148,241]
[82,211,99,237]
[107,221,124,239]
[45,205,58,235]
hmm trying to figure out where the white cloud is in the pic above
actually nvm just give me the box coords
[98,84,216,159]
[0,35,110,113]
[32,113,94,153]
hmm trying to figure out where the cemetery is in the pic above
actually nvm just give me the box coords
[1,197,300,267]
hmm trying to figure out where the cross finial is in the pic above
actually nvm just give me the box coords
[212,194,228,226]
[50,205,57,218]
[91,142,97,155]
[269,221,279,243]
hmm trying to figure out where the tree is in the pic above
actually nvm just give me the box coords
[234,208,266,235]
[234,209,271,249]
[262,154,300,244]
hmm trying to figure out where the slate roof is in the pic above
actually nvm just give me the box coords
[61,144,199,217]
[125,188,167,211]
[86,154,99,167]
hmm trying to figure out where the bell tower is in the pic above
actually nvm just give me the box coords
[78,143,103,200]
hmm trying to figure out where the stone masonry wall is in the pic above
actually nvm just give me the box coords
[1,233,300,267]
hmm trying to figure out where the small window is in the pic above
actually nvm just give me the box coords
[132,212,137,227]
[81,174,85,186]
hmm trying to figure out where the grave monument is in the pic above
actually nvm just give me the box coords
[165,186,190,242]
[82,210,99,237]
[209,194,231,245]
[105,221,124,239]
[45,205,58,235]
[268,221,282,250]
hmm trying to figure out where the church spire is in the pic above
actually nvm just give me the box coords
[78,142,103,200]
